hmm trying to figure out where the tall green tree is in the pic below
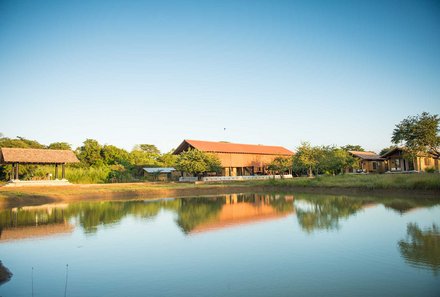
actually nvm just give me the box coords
[133,144,161,155]
[318,146,352,175]
[102,145,130,166]
[131,144,161,166]
[293,142,319,177]
[0,136,45,148]
[268,156,292,175]
[379,145,397,156]
[341,144,364,152]
[175,149,222,177]
[392,112,440,158]
[48,142,72,150]
[77,139,104,167]
[158,150,177,167]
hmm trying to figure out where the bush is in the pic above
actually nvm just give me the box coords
[425,167,436,173]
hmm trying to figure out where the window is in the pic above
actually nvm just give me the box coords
[372,162,377,170]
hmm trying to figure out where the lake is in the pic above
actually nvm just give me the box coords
[0,193,439,296]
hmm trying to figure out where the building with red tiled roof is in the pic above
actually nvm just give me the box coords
[173,139,294,176]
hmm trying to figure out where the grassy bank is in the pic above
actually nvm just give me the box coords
[0,174,439,208]
[260,173,440,191]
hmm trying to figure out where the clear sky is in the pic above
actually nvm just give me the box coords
[1,0,439,153]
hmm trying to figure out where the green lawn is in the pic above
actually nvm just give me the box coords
[259,173,440,190]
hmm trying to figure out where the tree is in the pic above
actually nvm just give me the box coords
[204,153,222,174]
[130,150,160,166]
[318,146,351,175]
[379,145,397,156]
[175,149,222,177]
[268,156,292,176]
[102,145,130,166]
[131,144,161,166]
[341,145,364,152]
[133,144,161,155]
[0,136,45,148]
[392,112,440,158]
[48,142,72,150]
[158,150,177,167]
[76,139,104,167]
[293,142,319,177]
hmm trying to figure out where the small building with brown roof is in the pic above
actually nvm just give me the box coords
[348,151,385,173]
[173,139,294,176]
[0,147,79,181]
[381,147,439,172]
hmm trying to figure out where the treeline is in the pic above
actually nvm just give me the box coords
[268,143,373,177]
[0,136,388,182]
[270,112,440,177]
[0,136,177,183]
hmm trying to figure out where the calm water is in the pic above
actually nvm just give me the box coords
[0,193,439,297]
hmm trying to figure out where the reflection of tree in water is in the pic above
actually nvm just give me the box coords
[382,197,439,215]
[175,197,224,234]
[66,199,180,233]
[0,199,181,235]
[269,196,294,213]
[398,223,440,275]
[294,195,367,233]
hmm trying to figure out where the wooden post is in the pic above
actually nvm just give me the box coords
[62,164,66,179]
[15,163,19,180]
[55,164,59,180]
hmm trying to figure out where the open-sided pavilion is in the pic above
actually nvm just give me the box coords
[0,147,79,182]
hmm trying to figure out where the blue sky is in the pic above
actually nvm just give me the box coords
[1,0,439,153]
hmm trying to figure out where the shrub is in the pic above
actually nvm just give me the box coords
[425,167,436,173]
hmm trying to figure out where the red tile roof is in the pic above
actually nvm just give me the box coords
[174,140,294,155]
[0,148,79,164]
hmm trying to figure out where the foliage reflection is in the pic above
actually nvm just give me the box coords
[398,223,440,275]
[0,194,294,238]
[294,195,367,232]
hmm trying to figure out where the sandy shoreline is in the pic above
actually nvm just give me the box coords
[1,182,439,209]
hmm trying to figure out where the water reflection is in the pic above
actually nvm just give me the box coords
[294,195,368,233]
[177,194,294,234]
[293,194,440,233]
[398,223,440,275]
[0,194,294,240]
[0,205,72,242]
[1,193,439,296]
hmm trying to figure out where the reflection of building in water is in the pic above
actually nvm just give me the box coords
[190,194,294,234]
[0,204,72,242]
[0,223,73,242]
